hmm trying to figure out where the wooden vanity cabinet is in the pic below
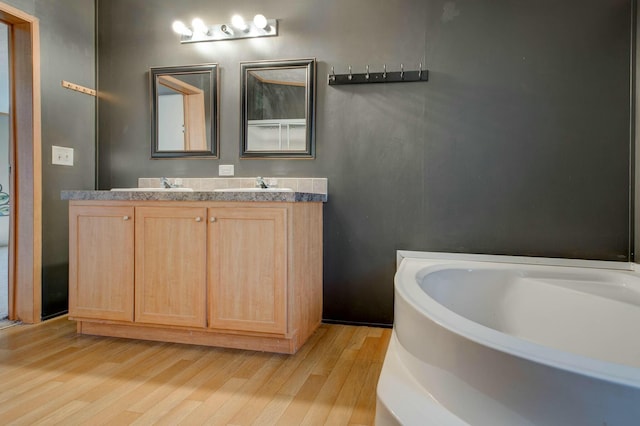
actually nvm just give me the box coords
[135,206,207,328]
[68,200,323,354]
[208,207,287,334]
[68,205,135,322]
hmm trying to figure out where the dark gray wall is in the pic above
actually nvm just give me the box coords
[5,0,96,319]
[97,0,633,325]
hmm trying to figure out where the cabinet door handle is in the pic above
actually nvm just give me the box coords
[195,217,202,222]
[210,217,216,222]
[123,216,130,221]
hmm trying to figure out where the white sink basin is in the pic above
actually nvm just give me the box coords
[214,188,293,193]
[110,187,194,192]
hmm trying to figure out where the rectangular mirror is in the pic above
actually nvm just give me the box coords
[241,58,315,158]
[150,64,219,158]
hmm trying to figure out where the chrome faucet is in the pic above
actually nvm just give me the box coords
[256,176,269,189]
[160,177,174,188]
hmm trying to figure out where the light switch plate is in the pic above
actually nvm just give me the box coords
[219,164,234,176]
[52,146,74,166]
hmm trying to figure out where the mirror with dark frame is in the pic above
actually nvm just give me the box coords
[150,63,219,158]
[241,58,315,158]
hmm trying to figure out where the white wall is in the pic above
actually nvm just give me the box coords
[0,23,9,246]
[0,22,8,114]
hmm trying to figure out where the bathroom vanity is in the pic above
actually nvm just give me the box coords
[62,189,325,354]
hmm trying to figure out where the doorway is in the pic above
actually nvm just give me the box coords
[0,1,42,324]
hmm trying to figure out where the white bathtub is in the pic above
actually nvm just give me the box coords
[376,251,640,426]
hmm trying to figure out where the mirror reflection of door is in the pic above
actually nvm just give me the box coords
[246,68,307,152]
[157,74,207,151]
[0,22,10,320]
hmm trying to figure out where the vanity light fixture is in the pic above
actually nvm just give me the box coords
[171,14,278,43]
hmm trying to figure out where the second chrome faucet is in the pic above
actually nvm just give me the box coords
[255,176,269,189]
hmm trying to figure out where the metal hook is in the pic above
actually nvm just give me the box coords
[400,63,404,80]
[418,62,422,79]
[383,64,387,79]
[365,65,370,80]
[348,65,352,80]
[330,66,336,82]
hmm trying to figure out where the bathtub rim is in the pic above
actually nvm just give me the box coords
[397,250,635,271]
[394,251,640,389]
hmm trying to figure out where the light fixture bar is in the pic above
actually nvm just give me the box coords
[177,18,278,43]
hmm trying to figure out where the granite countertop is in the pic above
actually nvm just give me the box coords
[61,190,327,203]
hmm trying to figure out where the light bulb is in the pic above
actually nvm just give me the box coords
[253,14,268,30]
[231,14,248,31]
[171,20,193,37]
[192,18,208,36]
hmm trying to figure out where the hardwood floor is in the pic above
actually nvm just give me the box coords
[0,316,391,425]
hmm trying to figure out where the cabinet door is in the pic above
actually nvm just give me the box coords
[135,206,207,327]
[69,205,134,321]
[208,207,287,334]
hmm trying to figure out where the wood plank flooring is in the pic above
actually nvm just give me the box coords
[0,316,391,425]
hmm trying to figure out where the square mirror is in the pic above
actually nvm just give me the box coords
[150,63,219,158]
[241,58,316,158]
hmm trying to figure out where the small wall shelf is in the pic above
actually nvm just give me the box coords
[327,64,429,86]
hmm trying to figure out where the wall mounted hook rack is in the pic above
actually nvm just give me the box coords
[328,63,428,85]
[61,80,97,96]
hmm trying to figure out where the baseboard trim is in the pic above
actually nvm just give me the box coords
[322,319,393,328]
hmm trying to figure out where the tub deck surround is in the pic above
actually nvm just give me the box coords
[377,252,640,426]
[64,193,324,354]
